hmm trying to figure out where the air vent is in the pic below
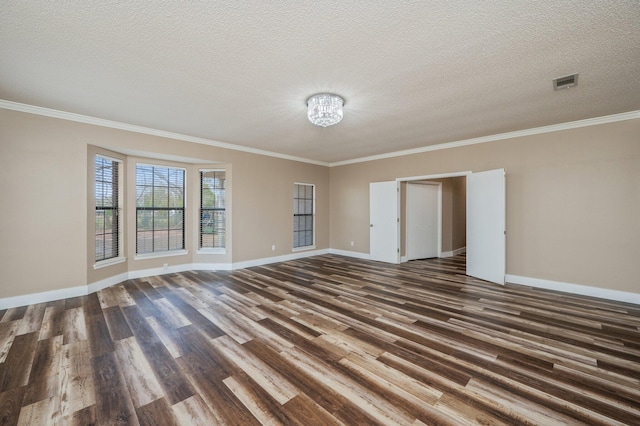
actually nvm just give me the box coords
[553,73,579,90]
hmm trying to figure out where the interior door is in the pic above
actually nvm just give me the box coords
[406,183,439,260]
[370,181,399,263]
[466,169,506,284]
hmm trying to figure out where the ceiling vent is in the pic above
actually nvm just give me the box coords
[553,73,579,90]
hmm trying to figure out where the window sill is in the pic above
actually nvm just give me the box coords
[292,245,316,253]
[94,256,127,270]
[134,249,189,261]
[197,248,227,255]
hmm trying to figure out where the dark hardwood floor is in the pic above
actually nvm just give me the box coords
[0,254,639,425]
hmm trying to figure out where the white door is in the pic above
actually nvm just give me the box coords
[370,181,399,263]
[466,169,506,284]
[406,183,439,260]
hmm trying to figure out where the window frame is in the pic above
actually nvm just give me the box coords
[94,154,125,268]
[293,182,316,251]
[198,169,227,254]
[134,163,187,258]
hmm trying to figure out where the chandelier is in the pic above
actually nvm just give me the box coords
[306,93,344,127]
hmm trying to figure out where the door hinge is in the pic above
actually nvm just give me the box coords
[397,248,400,253]
[397,218,400,223]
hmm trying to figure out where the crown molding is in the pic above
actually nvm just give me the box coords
[2,99,637,169]
[0,99,330,167]
[329,110,640,167]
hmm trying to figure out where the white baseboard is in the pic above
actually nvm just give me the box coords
[231,248,330,270]
[87,272,130,294]
[328,248,371,260]
[0,249,330,309]
[506,274,640,305]
[4,253,637,310]
[441,247,466,258]
[0,285,89,310]
[191,263,233,271]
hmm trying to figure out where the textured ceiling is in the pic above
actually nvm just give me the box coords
[1,1,639,164]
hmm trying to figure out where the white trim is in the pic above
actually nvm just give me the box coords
[292,245,317,253]
[96,153,124,164]
[397,171,472,181]
[192,262,233,271]
[506,274,640,305]
[328,249,371,260]
[0,248,331,309]
[87,272,130,294]
[0,99,329,167]
[134,249,189,261]
[0,285,88,310]
[136,162,186,171]
[128,263,194,279]
[330,111,640,167]
[231,248,329,270]
[197,248,227,255]
[2,252,638,308]
[441,247,466,258]
[93,256,127,270]
[3,100,638,169]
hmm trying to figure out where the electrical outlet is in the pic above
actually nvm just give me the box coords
[350,241,354,246]
[271,245,276,251]
[163,263,168,270]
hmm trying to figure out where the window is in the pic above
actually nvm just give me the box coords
[136,164,185,254]
[293,183,315,249]
[200,170,226,249]
[95,156,122,262]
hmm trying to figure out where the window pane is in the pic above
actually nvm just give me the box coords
[169,210,183,229]
[169,230,183,250]
[96,157,120,262]
[201,234,213,248]
[154,187,169,208]
[136,164,185,254]
[200,170,226,249]
[154,231,169,252]
[95,236,104,260]
[96,210,105,235]
[137,211,153,231]
[154,210,168,230]
[293,183,314,248]
[137,231,153,254]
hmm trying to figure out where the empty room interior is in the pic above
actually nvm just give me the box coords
[1,2,639,425]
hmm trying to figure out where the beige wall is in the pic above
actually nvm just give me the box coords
[330,119,640,294]
[1,107,639,299]
[1,112,88,298]
[0,108,329,299]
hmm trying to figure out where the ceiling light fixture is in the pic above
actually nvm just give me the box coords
[306,93,344,127]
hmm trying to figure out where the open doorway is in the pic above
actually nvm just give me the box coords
[400,176,467,262]
[369,169,505,284]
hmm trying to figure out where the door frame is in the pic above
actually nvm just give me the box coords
[398,171,471,263]
[405,181,442,261]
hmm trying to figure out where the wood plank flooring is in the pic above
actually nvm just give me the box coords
[0,254,639,425]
